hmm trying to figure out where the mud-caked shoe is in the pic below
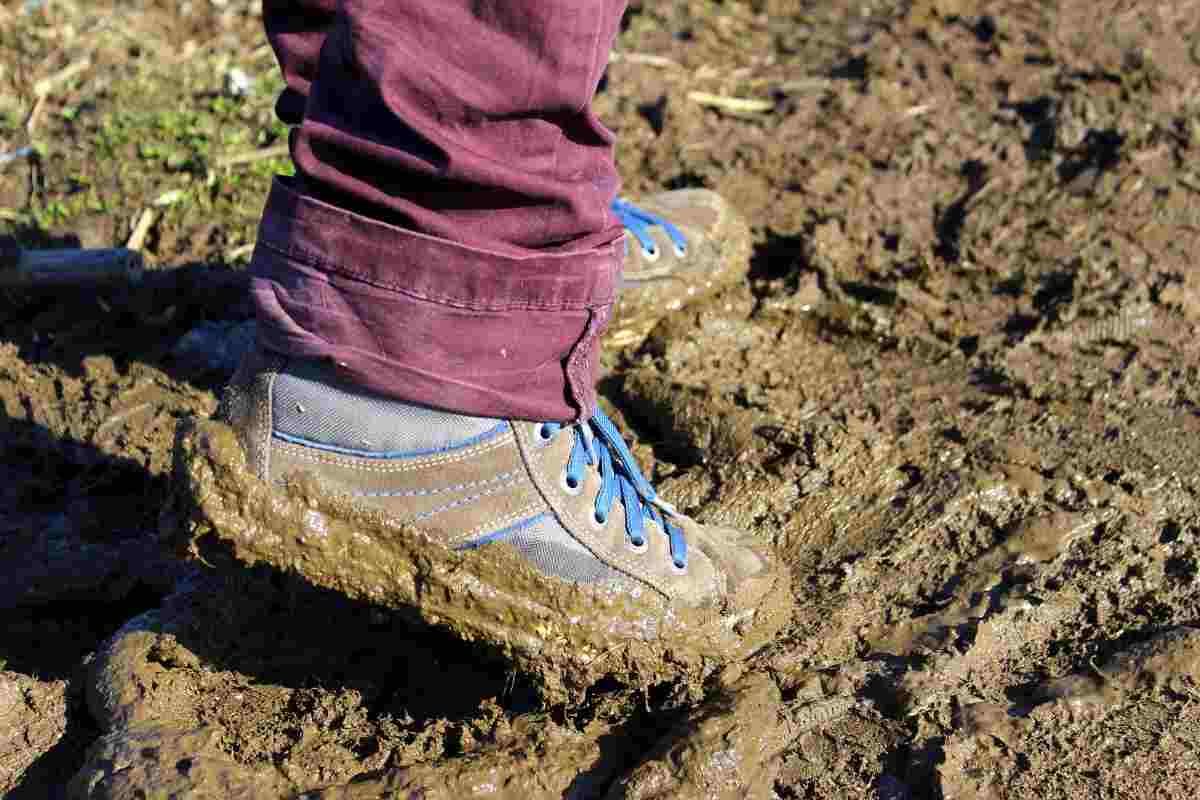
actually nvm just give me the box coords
[608,191,752,345]
[170,349,791,695]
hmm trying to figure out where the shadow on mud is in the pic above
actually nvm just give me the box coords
[0,258,252,394]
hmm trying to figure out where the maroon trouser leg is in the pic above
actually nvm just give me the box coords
[254,0,628,422]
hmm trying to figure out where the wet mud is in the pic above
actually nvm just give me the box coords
[167,417,793,702]
[4,0,1200,796]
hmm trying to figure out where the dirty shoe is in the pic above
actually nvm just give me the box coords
[608,191,752,345]
[171,348,790,694]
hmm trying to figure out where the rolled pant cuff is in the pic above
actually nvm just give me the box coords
[249,177,621,422]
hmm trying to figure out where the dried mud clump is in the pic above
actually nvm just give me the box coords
[0,672,69,794]
[608,674,807,800]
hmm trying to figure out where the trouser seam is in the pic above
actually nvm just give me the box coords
[257,237,614,313]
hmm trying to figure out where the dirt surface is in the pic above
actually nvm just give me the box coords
[3,0,1200,796]
[0,671,69,794]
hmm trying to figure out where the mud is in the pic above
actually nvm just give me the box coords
[0,672,69,795]
[68,566,644,798]
[167,417,794,701]
[606,673,793,800]
[4,0,1200,796]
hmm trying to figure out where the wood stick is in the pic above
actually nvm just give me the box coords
[687,91,775,114]
[24,93,47,133]
[215,143,290,168]
[609,50,681,69]
[126,208,156,250]
[224,242,256,262]
[0,248,144,289]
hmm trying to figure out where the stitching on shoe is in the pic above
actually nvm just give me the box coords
[351,469,522,497]
[450,502,546,546]
[273,433,513,472]
[272,421,509,460]
[411,476,522,522]
[260,356,282,483]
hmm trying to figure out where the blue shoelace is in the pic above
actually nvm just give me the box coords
[611,198,689,259]
[539,407,688,570]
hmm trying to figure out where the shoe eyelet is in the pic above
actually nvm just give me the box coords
[673,243,688,259]
[670,559,688,575]
[640,243,661,263]
[536,424,555,446]
[590,510,608,530]
[559,471,583,496]
[627,536,648,554]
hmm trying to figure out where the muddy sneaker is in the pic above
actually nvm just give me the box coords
[608,191,752,346]
[170,349,791,697]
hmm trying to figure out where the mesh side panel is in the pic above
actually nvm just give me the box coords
[272,359,502,454]
[502,516,643,589]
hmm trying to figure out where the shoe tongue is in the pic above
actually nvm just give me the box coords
[578,422,598,461]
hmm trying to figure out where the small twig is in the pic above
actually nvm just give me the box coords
[215,143,290,169]
[687,91,775,114]
[609,50,681,69]
[777,77,833,93]
[225,242,256,261]
[607,329,644,347]
[126,208,157,251]
[24,93,47,133]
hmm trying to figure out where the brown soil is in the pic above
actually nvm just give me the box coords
[3,0,1200,797]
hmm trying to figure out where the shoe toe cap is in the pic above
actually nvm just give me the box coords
[686,522,782,602]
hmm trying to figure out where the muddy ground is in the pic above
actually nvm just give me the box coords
[2,0,1200,797]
